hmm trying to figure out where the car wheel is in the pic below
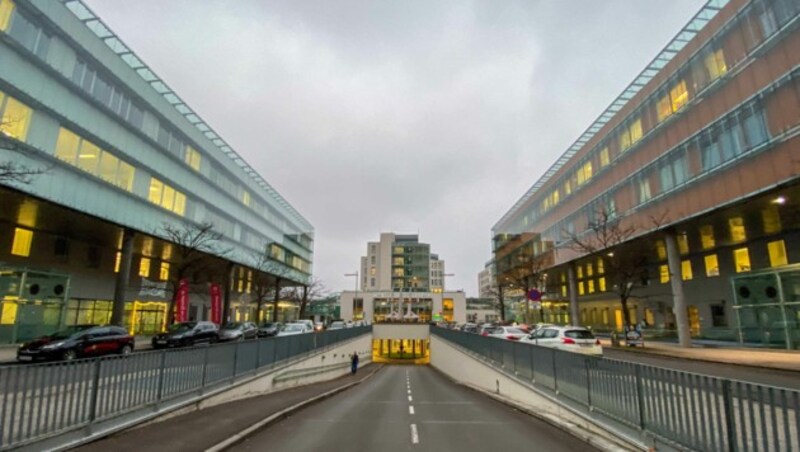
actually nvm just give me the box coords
[236,335,244,342]
[62,349,77,361]
[119,344,133,355]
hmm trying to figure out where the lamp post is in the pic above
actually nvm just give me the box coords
[344,271,359,321]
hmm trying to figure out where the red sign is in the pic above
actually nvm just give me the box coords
[527,289,542,301]
[175,279,189,322]
[210,283,222,325]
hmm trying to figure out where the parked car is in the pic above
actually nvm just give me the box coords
[292,320,315,333]
[521,326,603,356]
[257,322,283,337]
[460,323,479,334]
[218,322,258,342]
[484,326,528,341]
[152,321,218,349]
[327,320,346,330]
[277,323,308,337]
[18,325,134,362]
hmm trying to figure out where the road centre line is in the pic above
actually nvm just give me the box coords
[410,423,419,444]
[409,405,415,415]
[408,395,413,402]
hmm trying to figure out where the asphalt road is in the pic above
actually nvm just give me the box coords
[603,348,800,390]
[236,365,598,452]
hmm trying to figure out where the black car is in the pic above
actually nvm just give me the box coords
[17,325,135,362]
[257,322,283,337]
[151,321,218,349]
[218,322,258,342]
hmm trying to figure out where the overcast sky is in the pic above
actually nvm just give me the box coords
[85,0,705,296]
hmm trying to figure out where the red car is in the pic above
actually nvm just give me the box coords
[17,325,135,362]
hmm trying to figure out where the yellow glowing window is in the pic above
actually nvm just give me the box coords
[577,266,583,279]
[762,207,781,235]
[597,258,604,274]
[242,190,251,207]
[681,260,693,281]
[577,161,593,185]
[237,279,244,292]
[619,130,632,152]
[705,49,727,80]
[114,251,121,273]
[55,128,81,163]
[586,264,593,277]
[705,254,719,277]
[599,147,610,167]
[678,233,689,255]
[148,178,164,204]
[98,152,120,183]
[561,285,567,297]
[184,146,201,171]
[578,281,585,295]
[1,97,32,141]
[0,0,15,31]
[598,277,606,292]
[733,248,751,273]
[656,240,667,260]
[660,264,670,283]
[587,280,595,294]
[560,273,566,283]
[77,140,100,173]
[729,217,746,242]
[767,240,788,267]
[628,119,643,144]
[246,281,251,294]
[159,262,170,280]
[564,180,572,195]
[1,301,18,325]
[11,227,33,257]
[139,257,151,277]
[657,95,672,122]
[162,185,176,211]
[117,161,135,191]
[173,192,186,216]
[670,80,689,112]
[700,225,715,249]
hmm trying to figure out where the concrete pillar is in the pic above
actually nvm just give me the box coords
[223,262,234,323]
[568,263,579,326]
[665,230,691,348]
[111,228,135,327]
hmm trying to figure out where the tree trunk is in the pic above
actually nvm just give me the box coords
[298,285,308,319]
[620,295,631,329]
[271,278,281,322]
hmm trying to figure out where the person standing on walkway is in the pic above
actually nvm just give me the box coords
[350,351,359,375]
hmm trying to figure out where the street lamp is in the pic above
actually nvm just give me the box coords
[344,271,359,320]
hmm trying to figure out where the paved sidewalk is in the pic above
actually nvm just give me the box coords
[600,339,800,372]
[74,364,379,452]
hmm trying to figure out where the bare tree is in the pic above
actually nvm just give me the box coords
[159,222,229,324]
[284,277,327,319]
[482,284,508,323]
[500,253,551,324]
[0,120,46,184]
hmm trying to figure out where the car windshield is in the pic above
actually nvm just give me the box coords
[506,328,525,334]
[261,323,276,328]
[222,323,242,330]
[284,324,304,332]
[565,330,595,339]
[49,325,95,340]
[168,323,196,333]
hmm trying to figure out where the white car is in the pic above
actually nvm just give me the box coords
[483,326,529,341]
[521,326,603,356]
[291,320,315,332]
[328,321,345,330]
[276,323,307,336]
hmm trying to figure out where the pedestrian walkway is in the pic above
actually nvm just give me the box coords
[74,364,379,452]
[600,338,800,372]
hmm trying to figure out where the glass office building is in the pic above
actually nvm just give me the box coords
[0,0,313,342]
[492,0,800,348]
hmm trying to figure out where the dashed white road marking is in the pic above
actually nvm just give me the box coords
[408,395,413,402]
[409,405,415,415]
[410,423,419,444]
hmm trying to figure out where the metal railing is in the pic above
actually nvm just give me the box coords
[0,326,371,451]
[432,327,800,452]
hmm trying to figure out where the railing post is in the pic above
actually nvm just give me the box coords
[634,364,646,430]
[232,342,240,379]
[552,350,558,394]
[255,338,261,371]
[200,345,210,390]
[88,359,102,422]
[585,357,592,409]
[156,350,167,401]
[721,380,737,452]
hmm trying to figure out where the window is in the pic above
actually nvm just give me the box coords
[700,225,715,249]
[77,140,101,173]
[704,254,719,277]
[184,146,201,171]
[701,137,721,171]
[705,48,727,81]
[564,179,572,195]
[242,190,251,207]
[98,152,120,184]
[599,147,610,167]
[762,206,781,235]
[6,7,50,59]
[677,233,689,254]
[733,248,751,273]
[148,178,186,215]
[597,258,604,274]
[159,262,170,281]
[681,260,693,281]
[55,128,81,163]
[577,266,583,279]
[598,277,606,292]
[660,265,669,283]
[670,80,689,112]
[576,161,593,186]
[742,109,768,148]
[638,179,651,204]
[0,95,32,141]
[578,281,585,295]
[561,285,567,297]
[11,227,33,257]
[139,257,151,278]
[586,263,593,277]
[0,0,14,31]
[114,251,121,273]
[587,280,595,294]
[657,94,672,122]
[729,217,746,242]
[656,240,668,260]
[767,240,788,267]
[628,119,642,144]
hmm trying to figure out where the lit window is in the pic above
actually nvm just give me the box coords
[762,207,781,235]
[599,147,610,167]
[560,273,566,283]
[242,190,251,207]
[587,280,595,294]
[733,248,751,273]
[117,161,135,192]
[11,227,33,257]
[561,285,567,297]
[704,254,719,277]
[0,96,32,141]
[114,251,121,273]
[700,225,715,249]
[660,265,669,283]
[0,0,15,31]
[586,264,593,277]
[677,233,689,255]
[162,185,175,211]
[598,277,606,292]
[670,80,689,112]
[148,177,185,215]
[767,240,788,267]
[139,257,151,277]
[159,262,170,281]
[184,146,201,171]
[564,180,572,195]
[55,128,81,163]
[681,260,693,281]
[597,258,604,274]
[729,217,746,242]
[173,192,186,215]
[657,94,672,122]
[619,130,631,152]
[578,281,585,295]
[629,119,642,144]
[77,140,101,173]
[577,266,583,279]
[705,48,727,81]
[656,240,666,260]
[576,161,593,186]
[98,152,120,184]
